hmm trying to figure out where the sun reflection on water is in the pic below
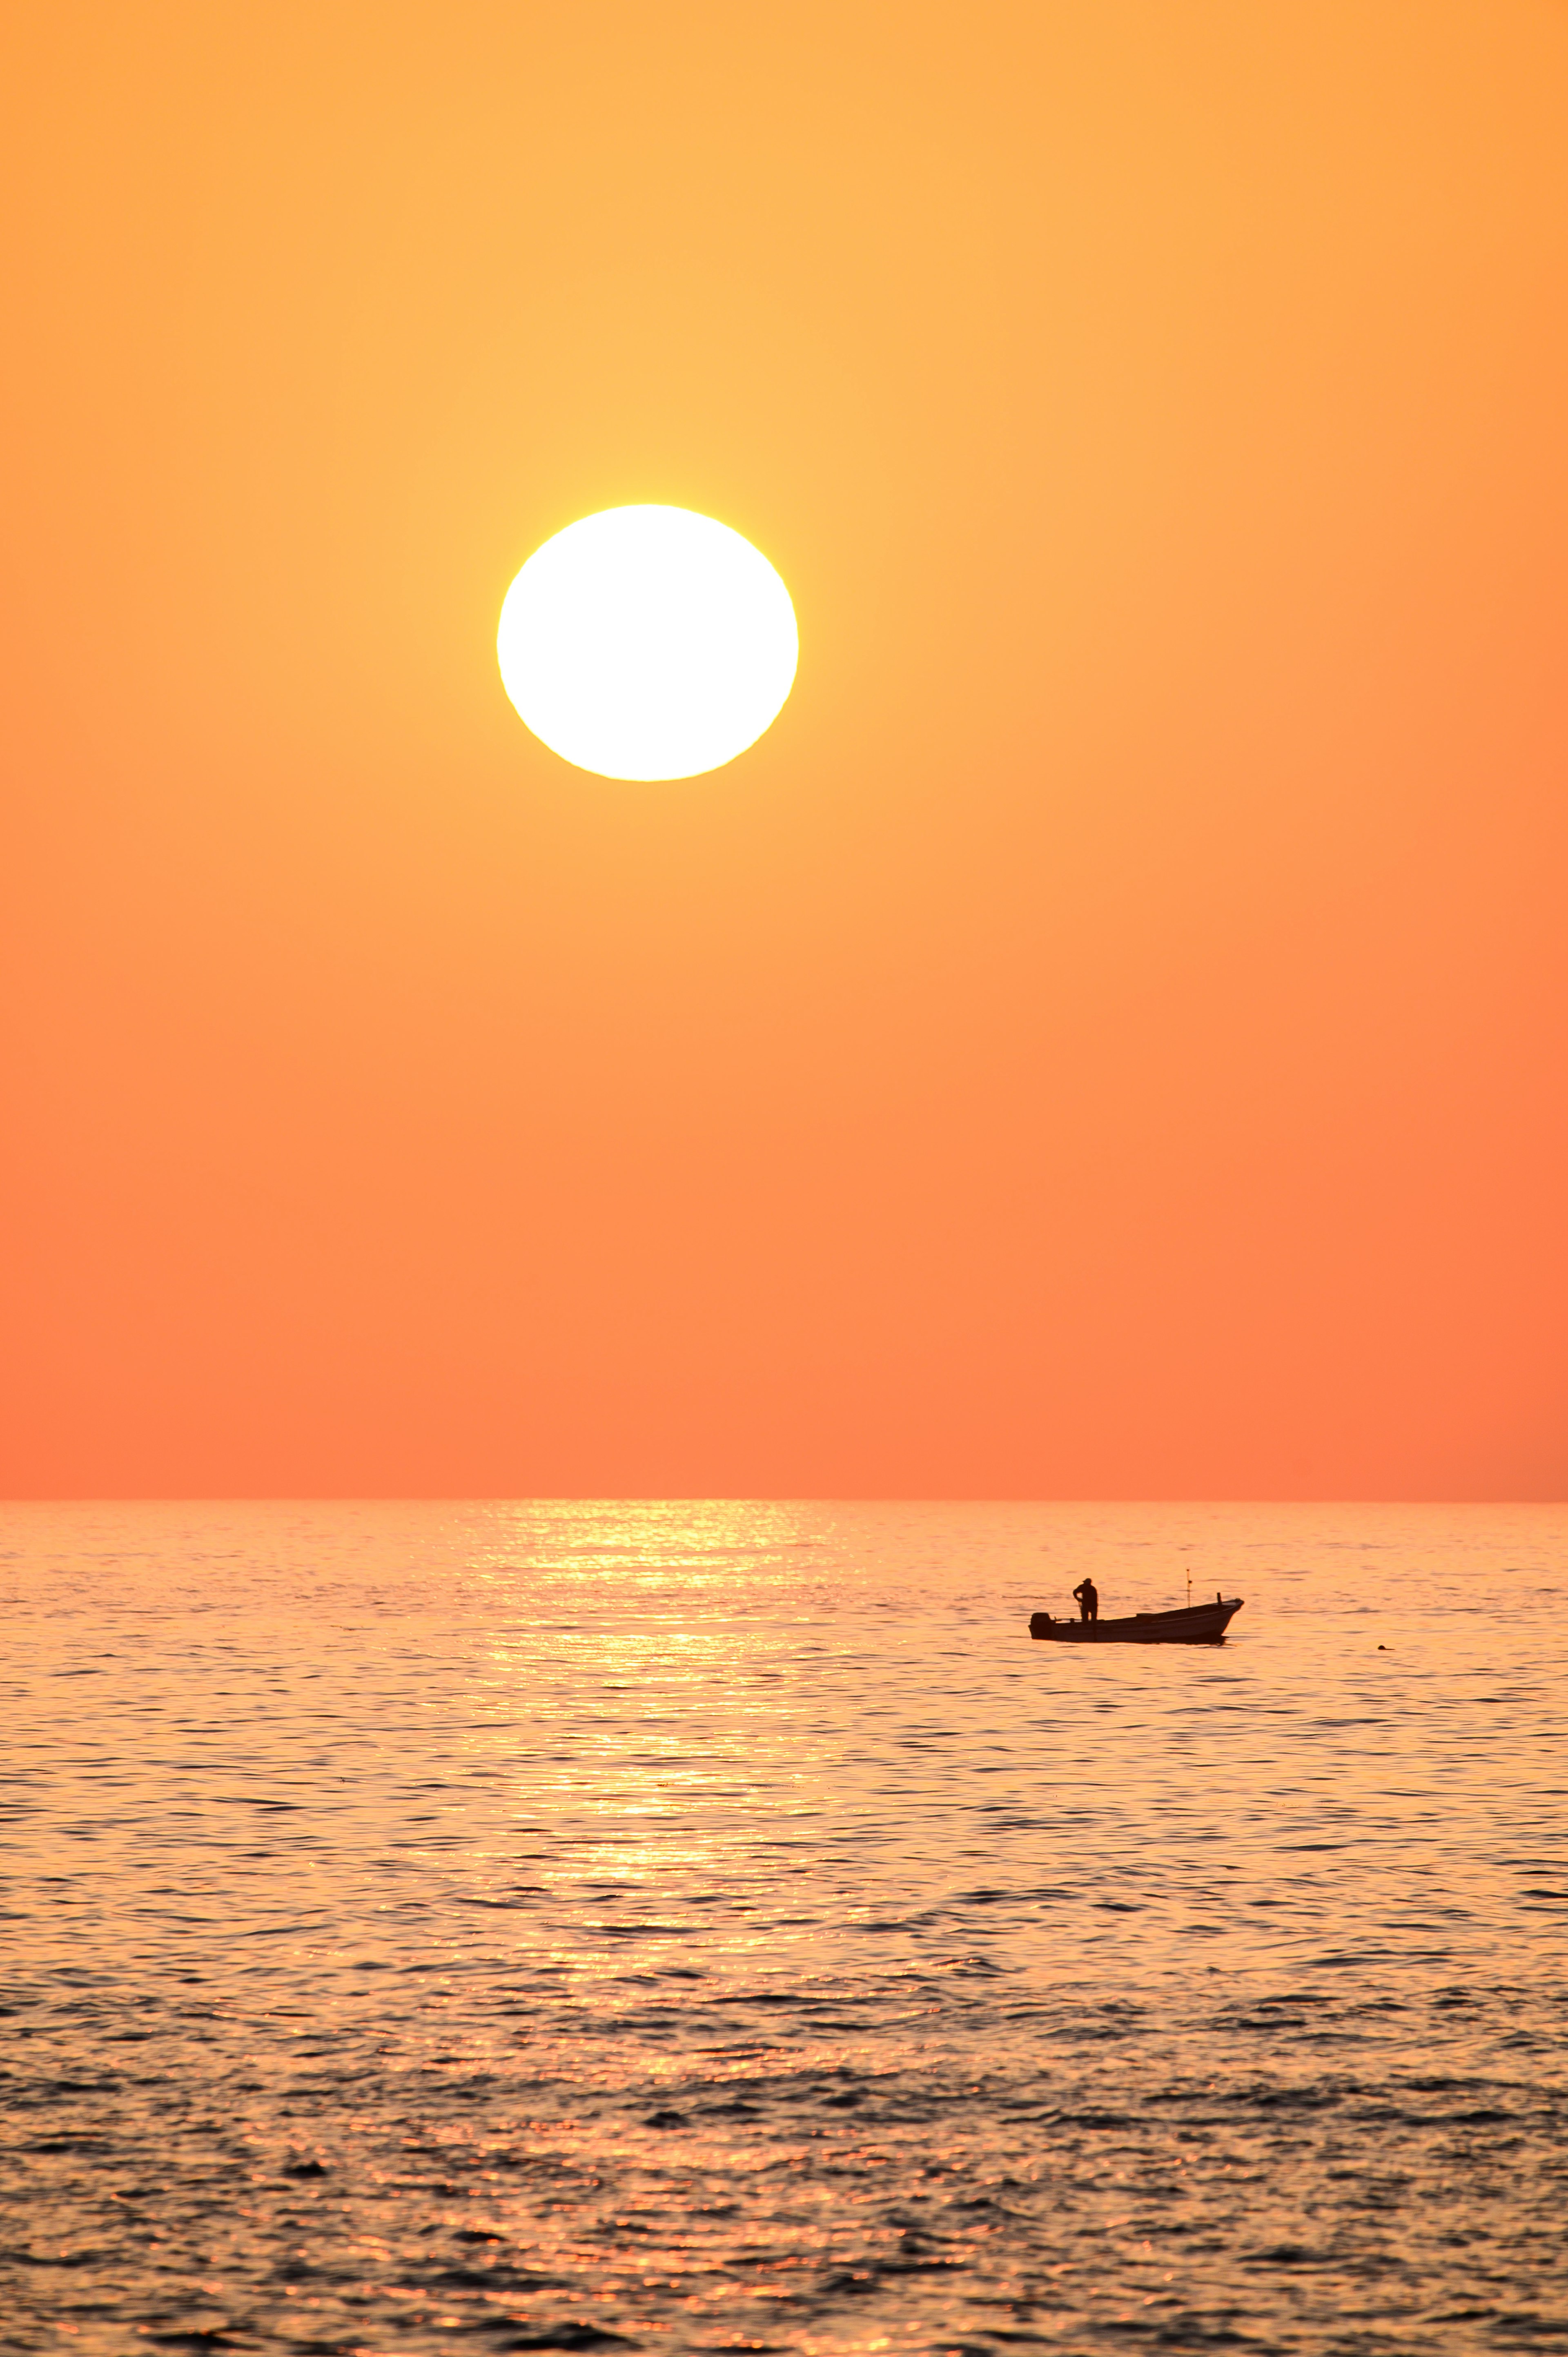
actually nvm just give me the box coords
[4,1500,1566,2354]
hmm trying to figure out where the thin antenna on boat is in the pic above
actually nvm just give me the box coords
[1186,1564,1192,1607]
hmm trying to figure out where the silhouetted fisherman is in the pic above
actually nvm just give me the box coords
[1072,1576,1098,1624]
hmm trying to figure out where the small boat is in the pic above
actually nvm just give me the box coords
[1029,1595,1244,1645]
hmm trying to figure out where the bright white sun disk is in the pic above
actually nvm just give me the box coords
[495,505,798,781]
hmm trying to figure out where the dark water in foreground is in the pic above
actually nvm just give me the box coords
[3,1500,1566,2356]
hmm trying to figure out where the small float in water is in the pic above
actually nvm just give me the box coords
[1029,1595,1244,1646]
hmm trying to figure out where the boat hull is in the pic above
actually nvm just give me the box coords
[1029,1598,1243,1645]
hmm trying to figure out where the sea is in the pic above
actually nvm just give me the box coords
[3,1500,1564,2357]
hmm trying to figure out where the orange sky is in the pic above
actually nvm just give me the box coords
[3,0,1565,1499]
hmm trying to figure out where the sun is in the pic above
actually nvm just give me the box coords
[496,505,798,782]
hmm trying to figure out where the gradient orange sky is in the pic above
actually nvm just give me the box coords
[3,1,1565,1499]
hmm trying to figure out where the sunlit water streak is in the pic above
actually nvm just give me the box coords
[3,1500,1564,2355]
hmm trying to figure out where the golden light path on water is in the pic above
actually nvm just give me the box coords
[5,1500,1566,2352]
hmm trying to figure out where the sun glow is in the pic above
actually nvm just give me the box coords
[496,505,798,782]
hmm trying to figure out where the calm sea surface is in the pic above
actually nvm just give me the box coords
[3,1501,1565,2356]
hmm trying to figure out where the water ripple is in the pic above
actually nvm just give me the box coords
[3,1499,1565,2353]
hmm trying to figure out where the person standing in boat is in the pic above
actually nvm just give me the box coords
[1072,1576,1098,1624]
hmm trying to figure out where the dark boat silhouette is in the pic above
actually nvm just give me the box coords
[1029,1595,1243,1645]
